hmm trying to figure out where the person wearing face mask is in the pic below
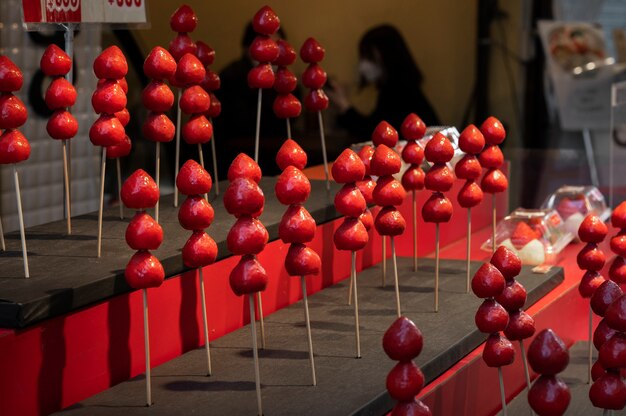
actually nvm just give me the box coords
[327,24,440,139]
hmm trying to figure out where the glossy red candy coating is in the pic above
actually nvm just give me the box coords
[302,63,327,89]
[303,89,329,111]
[528,375,570,416]
[390,400,431,416]
[475,299,509,333]
[611,201,626,229]
[424,132,454,164]
[454,154,482,180]
[182,114,212,144]
[372,121,399,147]
[0,93,27,129]
[273,93,301,119]
[373,176,406,207]
[45,77,77,109]
[40,44,71,76]
[115,108,130,127]
[93,46,127,80]
[227,216,269,255]
[300,38,325,63]
[170,4,197,33]
[382,316,423,361]
[458,124,485,154]
[527,329,569,375]
[421,193,453,223]
[0,56,23,92]
[401,141,424,165]
[482,332,515,367]
[480,116,506,145]
[333,217,368,251]
[599,332,626,369]
[252,6,280,36]
[591,360,606,382]
[89,114,125,147]
[248,63,275,89]
[121,169,159,209]
[195,41,215,66]
[504,310,536,341]
[47,110,78,141]
[285,243,320,276]
[457,180,483,208]
[106,135,131,159]
[578,214,608,243]
[610,231,626,257]
[606,294,626,332]
[275,166,311,205]
[594,319,618,350]
[495,280,527,311]
[356,176,376,204]
[228,153,262,183]
[200,70,220,92]
[386,361,424,401]
[143,47,176,80]
[375,206,406,236]
[490,246,522,281]
[401,113,426,141]
[180,85,210,114]
[591,280,623,317]
[125,251,164,290]
[126,211,163,251]
[178,196,214,230]
[142,112,175,143]
[276,139,307,171]
[0,129,30,164]
[273,67,297,94]
[481,168,508,194]
[223,177,264,217]
[175,53,205,86]
[274,39,296,66]
[471,263,505,298]
[478,144,503,168]
[359,208,374,231]
[331,148,365,183]
[424,164,454,192]
[92,81,126,114]
[249,35,279,63]
[577,243,606,271]
[182,231,217,268]
[610,256,626,284]
[169,33,197,62]
[402,165,425,192]
[229,254,268,296]
[334,183,366,218]
[279,204,316,244]
[589,372,626,410]
[205,93,221,118]
[579,270,606,299]
[370,144,402,177]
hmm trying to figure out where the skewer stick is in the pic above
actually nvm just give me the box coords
[518,340,534,416]
[391,237,401,317]
[197,143,208,201]
[62,140,72,233]
[174,89,182,207]
[588,304,593,384]
[0,215,5,251]
[412,190,417,272]
[155,143,160,222]
[142,288,152,407]
[286,118,292,139]
[249,294,263,416]
[382,236,387,287]
[435,224,440,312]
[64,25,74,217]
[466,208,471,293]
[198,267,212,376]
[300,275,317,386]
[347,264,353,306]
[492,194,497,253]
[116,157,123,220]
[254,89,262,163]
[256,291,266,349]
[208,117,219,196]
[13,166,29,278]
[498,367,507,416]
[97,147,106,258]
[316,111,330,190]
[351,251,361,358]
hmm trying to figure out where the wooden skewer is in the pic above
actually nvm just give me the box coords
[208,117,219,196]
[382,236,387,287]
[391,237,401,317]
[435,224,440,313]
[249,294,263,416]
[256,291,266,349]
[13,166,29,278]
[351,251,361,358]
[174,89,182,208]
[588,303,593,384]
[412,190,417,272]
[466,208,471,293]
[155,143,160,222]
[254,89,262,163]
[197,143,208,201]
[286,118,292,139]
[347,264,353,306]
[300,275,317,386]
[498,367,507,416]
[316,111,330,191]
[62,140,72,233]
[492,193,497,253]
[116,157,123,220]
[198,267,212,376]
[0,215,5,251]
[142,288,152,407]
[519,339,534,416]
[97,147,106,258]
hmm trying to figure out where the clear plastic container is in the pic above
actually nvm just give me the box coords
[417,126,465,168]
[481,208,575,266]
[541,185,611,241]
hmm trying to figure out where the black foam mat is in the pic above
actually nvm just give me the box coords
[54,257,564,416]
[0,179,341,328]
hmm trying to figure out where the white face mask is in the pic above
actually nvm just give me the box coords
[358,59,382,84]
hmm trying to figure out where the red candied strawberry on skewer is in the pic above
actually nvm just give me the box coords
[121,169,163,407]
[176,159,217,376]
[356,145,375,233]
[331,148,368,358]
[400,114,427,273]
[422,131,454,312]
[383,317,432,416]
[273,39,301,137]
[609,201,626,284]
[0,55,29,277]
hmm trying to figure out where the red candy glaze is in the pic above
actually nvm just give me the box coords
[228,153,262,183]
[40,44,72,77]
[170,4,197,33]
[195,41,215,67]
[93,46,128,80]
[223,177,264,217]
[0,56,24,92]
[424,164,454,192]
[504,310,536,341]
[527,329,569,375]
[178,196,214,230]
[401,141,424,165]
[480,116,506,145]
[471,263,505,298]
[229,255,268,296]
[610,256,626,284]
[482,332,515,367]
[144,47,177,81]
[248,63,275,89]
[421,193,453,223]
[390,400,431,416]
[577,243,606,271]
[303,89,329,111]
[490,246,522,281]
[0,94,27,129]
[611,201,626,229]
[47,110,78,141]
[528,375,570,416]
[595,319,618,350]
[610,231,626,257]
[606,294,626,332]
[373,176,406,207]
[454,154,482,181]
[279,204,316,244]
[300,38,325,63]
[227,216,269,255]
[591,280,623,317]
[276,139,307,171]
[402,166,425,192]
[175,53,205,86]
[169,33,197,62]
[182,230,217,268]
[273,93,301,119]
[125,251,165,289]
[599,332,626,369]
[382,316,424,361]
[334,183,366,218]
[92,80,126,114]
[481,168,508,194]
[89,114,125,147]
[177,159,212,196]
[495,280,527,311]
[284,243,321,276]
[457,180,483,208]
[475,299,509,333]
[45,78,77,109]
[126,211,163,251]
[275,166,311,205]
[578,214,608,244]
[372,121,399,147]
[142,113,175,143]
[375,206,406,236]
[333,217,369,251]
[424,132,454,164]
[182,114,212,144]
[578,270,606,299]
[589,372,626,410]
[180,85,210,114]
[274,67,297,94]
[252,6,280,36]
[0,129,30,164]
[302,63,327,89]
[478,144,503,168]
[370,144,402,177]
[332,148,365,183]
[121,169,159,210]
[249,35,279,63]
[386,361,424,401]
[274,40,296,67]
[458,124,485,154]
[401,113,426,141]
